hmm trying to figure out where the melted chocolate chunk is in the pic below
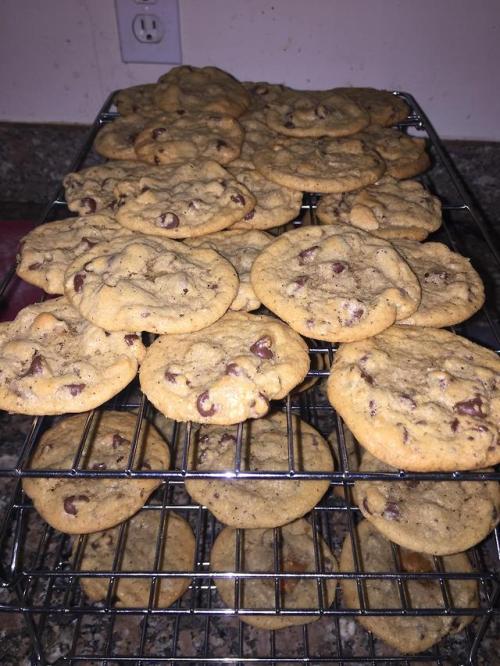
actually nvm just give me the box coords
[230,193,245,206]
[331,261,347,274]
[25,353,43,377]
[164,370,178,383]
[157,212,179,229]
[368,399,376,417]
[124,334,139,346]
[225,363,241,376]
[63,494,90,515]
[450,418,459,432]
[197,391,217,417]
[383,501,400,520]
[244,209,255,221]
[73,272,86,293]
[250,335,274,359]
[454,395,485,418]
[297,245,319,265]
[81,197,97,213]
[360,368,374,385]
[65,383,85,396]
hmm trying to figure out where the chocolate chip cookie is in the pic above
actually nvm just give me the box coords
[185,412,333,527]
[356,125,430,179]
[139,311,310,425]
[335,87,410,126]
[327,325,500,471]
[340,520,478,653]
[76,510,195,607]
[251,225,421,342]
[154,65,250,117]
[94,114,150,160]
[393,240,485,326]
[23,411,170,533]
[0,298,145,415]
[114,83,162,118]
[264,90,369,137]
[134,112,244,166]
[210,518,338,629]
[316,175,442,241]
[64,235,238,334]
[185,229,273,311]
[16,214,133,294]
[253,135,386,193]
[354,449,500,555]
[115,160,255,239]
[227,159,303,230]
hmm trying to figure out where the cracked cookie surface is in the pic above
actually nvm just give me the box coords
[115,160,255,238]
[23,411,170,533]
[253,135,386,193]
[335,87,410,126]
[64,235,238,334]
[327,325,500,471]
[134,112,244,166]
[186,412,333,527]
[316,175,442,240]
[139,311,310,425]
[0,298,145,415]
[251,225,421,342]
[94,114,150,160]
[355,125,430,179]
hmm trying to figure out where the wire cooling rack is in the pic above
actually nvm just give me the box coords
[0,91,499,665]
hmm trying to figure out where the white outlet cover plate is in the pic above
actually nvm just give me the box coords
[115,0,182,64]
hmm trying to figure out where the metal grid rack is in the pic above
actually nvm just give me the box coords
[0,91,499,665]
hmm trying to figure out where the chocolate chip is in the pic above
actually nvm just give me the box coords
[73,272,86,293]
[298,246,319,265]
[331,261,347,274]
[360,368,374,385]
[225,363,241,376]
[164,370,178,383]
[383,501,400,520]
[123,334,138,347]
[152,127,166,139]
[81,197,96,213]
[197,391,217,417]
[284,119,295,129]
[154,156,161,165]
[400,393,417,410]
[91,462,107,470]
[25,354,43,376]
[157,212,179,229]
[294,275,308,287]
[369,399,376,417]
[112,433,128,448]
[244,209,255,221]
[65,383,85,396]
[450,418,459,432]
[250,335,274,359]
[216,139,228,150]
[454,395,485,418]
[231,193,245,205]
[63,494,89,515]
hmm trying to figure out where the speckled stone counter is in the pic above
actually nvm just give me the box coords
[0,123,499,664]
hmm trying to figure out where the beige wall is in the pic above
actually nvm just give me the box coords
[1,0,499,139]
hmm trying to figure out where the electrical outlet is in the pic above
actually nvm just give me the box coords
[115,0,182,64]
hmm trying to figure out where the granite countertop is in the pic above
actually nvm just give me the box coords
[0,121,499,665]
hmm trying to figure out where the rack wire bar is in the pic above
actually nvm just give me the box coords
[0,90,499,665]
